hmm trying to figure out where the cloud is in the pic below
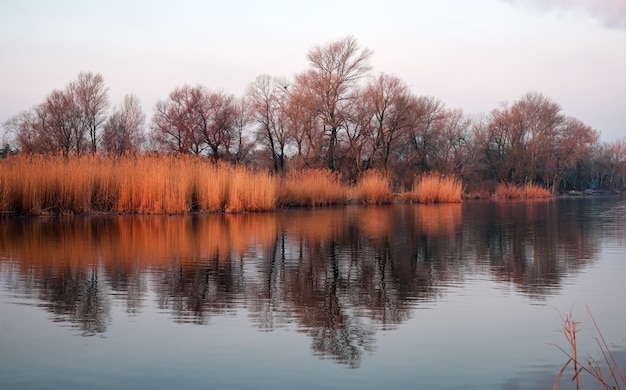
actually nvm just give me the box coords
[502,0,626,30]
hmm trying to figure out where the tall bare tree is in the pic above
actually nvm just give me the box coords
[363,73,413,173]
[70,72,110,153]
[305,36,372,170]
[286,70,325,168]
[43,88,82,155]
[101,94,145,156]
[230,96,254,163]
[247,74,290,172]
[606,138,626,190]
[405,96,447,173]
[428,108,471,175]
[150,85,208,155]
[205,90,239,160]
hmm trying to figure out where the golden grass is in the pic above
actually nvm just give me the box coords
[226,166,276,213]
[0,154,279,215]
[348,170,393,204]
[1,155,467,215]
[523,183,552,198]
[407,172,463,203]
[494,183,552,200]
[277,169,346,207]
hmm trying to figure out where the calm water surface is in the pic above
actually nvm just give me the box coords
[1,198,625,389]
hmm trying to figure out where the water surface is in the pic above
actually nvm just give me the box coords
[1,198,625,389]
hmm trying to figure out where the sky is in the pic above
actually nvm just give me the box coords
[1,0,625,143]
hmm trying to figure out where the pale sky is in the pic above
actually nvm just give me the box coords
[1,0,625,143]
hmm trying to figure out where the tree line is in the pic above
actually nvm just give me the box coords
[3,36,625,193]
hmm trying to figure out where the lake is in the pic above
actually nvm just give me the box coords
[1,197,625,389]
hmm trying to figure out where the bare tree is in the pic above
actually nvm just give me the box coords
[306,36,373,170]
[101,94,145,155]
[340,87,374,180]
[430,108,471,175]
[229,96,254,163]
[483,92,598,191]
[606,138,626,190]
[516,92,563,182]
[405,95,447,173]
[483,100,527,183]
[150,85,208,155]
[548,116,598,191]
[205,90,238,160]
[363,73,413,173]
[4,72,109,156]
[4,109,42,153]
[247,74,290,172]
[42,88,83,155]
[286,70,325,169]
[70,72,109,153]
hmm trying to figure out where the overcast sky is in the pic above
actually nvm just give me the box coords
[1,0,625,143]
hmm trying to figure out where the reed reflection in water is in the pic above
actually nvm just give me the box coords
[0,199,617,369]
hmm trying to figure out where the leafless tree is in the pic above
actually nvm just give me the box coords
[205,90,239,160]
[70,72,109,153]
[101,94,145,156]
[285,70,325,169]
[4,72,109,156]
[42,88,83,155]
[605,138,626,190]
[247,74,290,172]
[483,92,598,191]
[363,73,413,173]
[405,95,447,173]
[150,85,209,155]
[516,92,563,182]
[229,96,255,163]
[430,108,471,175]
[340,87,374,179]
[305,36,373,170]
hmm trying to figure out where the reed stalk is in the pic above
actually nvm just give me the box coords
[553,308,625,390]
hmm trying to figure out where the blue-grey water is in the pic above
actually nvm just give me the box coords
[1,198,625,389]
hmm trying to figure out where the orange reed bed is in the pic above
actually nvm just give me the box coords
[0,154,279,215]
[1,155,466,215]
[406,172,463,204]
[494,183,552,200]
[348,170,393,204]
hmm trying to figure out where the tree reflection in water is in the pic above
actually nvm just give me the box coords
[0,200,612,366]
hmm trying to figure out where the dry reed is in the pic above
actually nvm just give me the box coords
[495,183,552,200]
[348,170,393,204]
[1,154,470,215]
[408,172,463,203]
[0,154,280,215]
[226,166,276,213]
[277,169,346,207]
[554,308,626,390]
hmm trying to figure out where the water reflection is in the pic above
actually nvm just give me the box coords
[1,199,621,367]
